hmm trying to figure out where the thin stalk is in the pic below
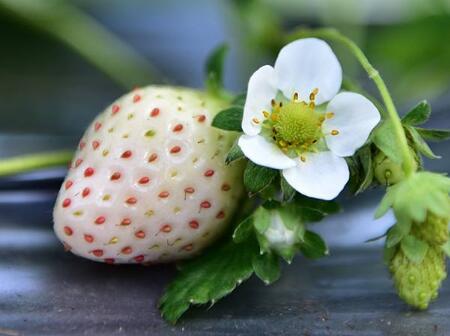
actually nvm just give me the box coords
[0,151,73,177]
[286,28,416,176]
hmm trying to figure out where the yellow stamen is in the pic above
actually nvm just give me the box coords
[326,112,335,119]
[293,92,299,101]
[252,117,260,124]
[271,99,276,107]
[263,111,270,118]
[278,139,288,148]
[331,129,339,136]
[309,102,315,109]
[309,88,319,101]
[300,155,306,162]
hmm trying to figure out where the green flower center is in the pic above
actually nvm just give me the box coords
[257,90,330,159]
[273,101,321,146]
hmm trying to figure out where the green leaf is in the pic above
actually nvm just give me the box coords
[243,161,278,194]
[211,106,243,132]
[300,230,328,259]
[401,100,431,126]
[386,224,406,248]
[294,195,341,216]
[205,44,228,94]
[280,175,296,202]
[159,239,257,324]
[225,140,245,165]
[252,252,281,285]
[401,235,429,264]
[373,121,403,164]
[253,206,271,234]
[406,126,440,159]
[232,93,246,107]
[416,127,450,142]
[233,216,254,243]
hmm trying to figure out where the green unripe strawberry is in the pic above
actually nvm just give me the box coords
[390,245,446,310]
[412,213,449,246]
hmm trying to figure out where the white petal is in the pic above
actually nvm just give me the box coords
[274,38,342,105]
[323,92,381,157]
[238,135,296,169]
[282,151,349,200]
[242,65,278,136]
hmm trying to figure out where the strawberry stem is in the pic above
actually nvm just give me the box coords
[0,151,73,177]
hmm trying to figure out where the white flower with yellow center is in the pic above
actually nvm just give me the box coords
[238,38,381,200]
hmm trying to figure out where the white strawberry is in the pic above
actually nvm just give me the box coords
[53,86,244,264]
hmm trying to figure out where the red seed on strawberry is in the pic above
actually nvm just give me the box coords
[65,180,73,190]
[121,150,132,159]
[84,167,94,177]
[92,249,103,257]
[138,176,150,185]
[84,234,94,243]
[62,198,71,208]
[82,188,90,198]
[64,226,73,236]
[150,108,160,117]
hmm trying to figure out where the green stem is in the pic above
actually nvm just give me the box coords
[286,28,416,177]
[0,151,73,177]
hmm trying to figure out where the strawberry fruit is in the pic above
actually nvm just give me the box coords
[53,86,244,264]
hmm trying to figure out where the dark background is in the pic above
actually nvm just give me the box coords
[0,1,449,335]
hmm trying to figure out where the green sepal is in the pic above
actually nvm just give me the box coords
[159,238,258,324]
[348,145,374,194]
[416,127,450,142]
[280,175,296,202]
[383,244,396,264]
[406,126,440,159]
[232,215,254,243]
[277,245,298,264]
[225,140,245,165]
[211,106,243,132]
[400,235,429,264]
[373,121,403,164]
[252,252,281,285]
[300,230,328,259]
[277,204,302,230]
[441,241,450,258]
[243,161,278,194]
[253,206,271,234]
[375,172,450,227]
[386,223,409,248]
[401,100,431,126]
[205,43,228,95]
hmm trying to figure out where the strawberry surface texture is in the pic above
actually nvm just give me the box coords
[53,86,244,264]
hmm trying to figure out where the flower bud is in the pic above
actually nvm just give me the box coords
[264,210,297,250]
[373,150,418,186]
[389,245,446,310]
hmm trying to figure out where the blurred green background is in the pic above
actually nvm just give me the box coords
[0,0,449,147]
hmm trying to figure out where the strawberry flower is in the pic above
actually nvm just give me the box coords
[238,38,381,200]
